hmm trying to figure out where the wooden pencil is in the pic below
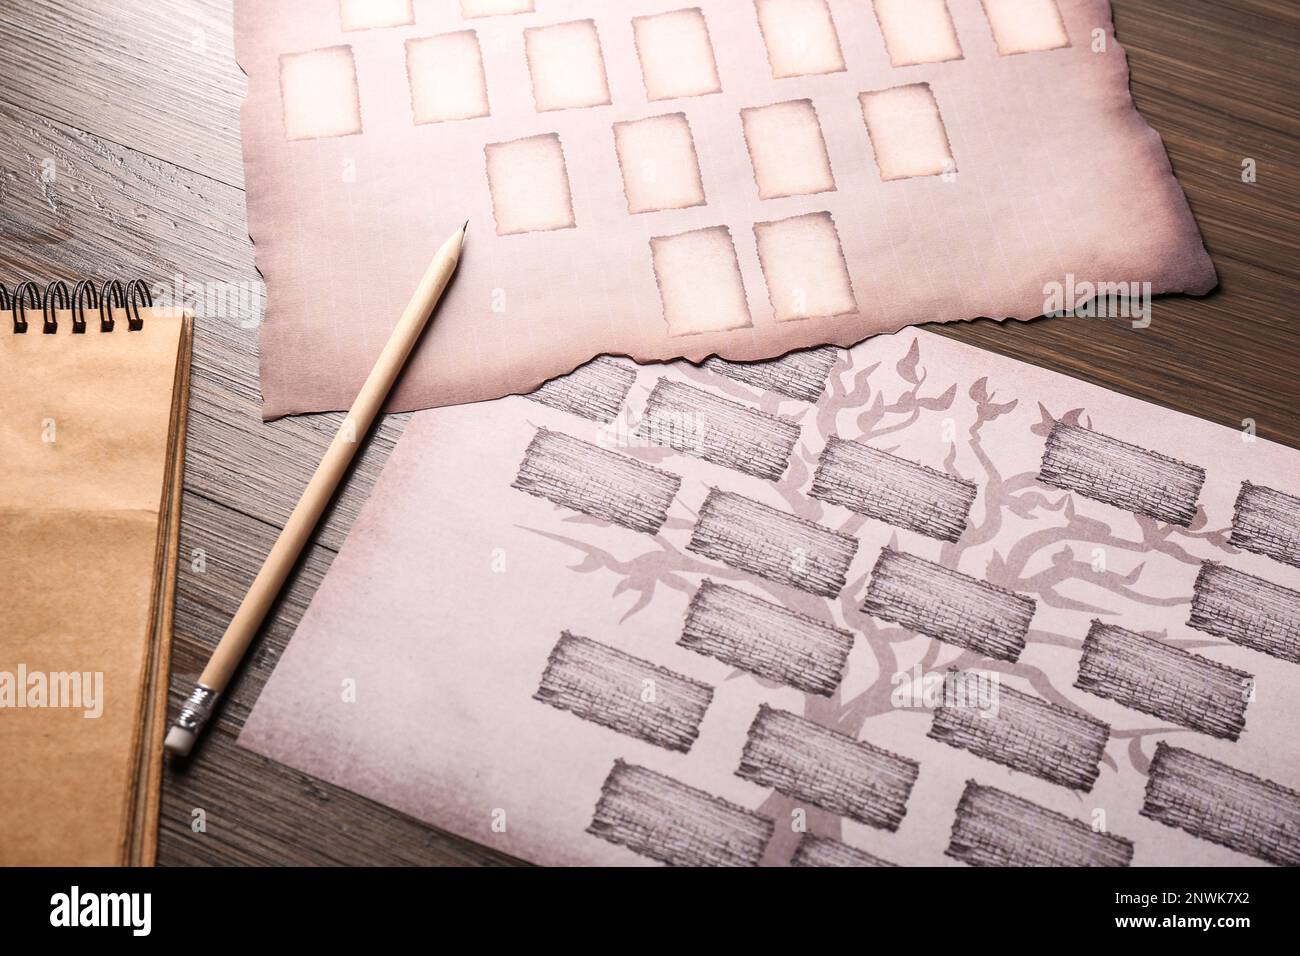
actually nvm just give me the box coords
[164,221,468,757]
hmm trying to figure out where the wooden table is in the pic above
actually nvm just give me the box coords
[0,0,1295,866]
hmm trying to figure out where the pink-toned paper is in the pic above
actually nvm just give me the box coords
[240,329,1300,867]
[237,0,1215,418]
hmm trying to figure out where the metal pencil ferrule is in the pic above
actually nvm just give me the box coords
[175,684,220,733]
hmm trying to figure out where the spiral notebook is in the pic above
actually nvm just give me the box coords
[0,280,193,866]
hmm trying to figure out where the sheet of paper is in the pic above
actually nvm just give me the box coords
[241,328,1300,867]
[237,0,1215,418]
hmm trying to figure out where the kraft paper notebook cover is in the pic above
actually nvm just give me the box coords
[238,0,1215,419]
[241,331,1300,867]
[0,284,192,867]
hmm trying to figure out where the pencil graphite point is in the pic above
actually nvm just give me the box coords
[462,220,469,235]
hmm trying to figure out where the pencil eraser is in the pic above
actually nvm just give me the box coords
[164,725,197,757]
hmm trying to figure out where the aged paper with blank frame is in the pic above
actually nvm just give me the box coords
[237,0,1215,417]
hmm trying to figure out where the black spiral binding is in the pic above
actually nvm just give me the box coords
[3,278,152,334]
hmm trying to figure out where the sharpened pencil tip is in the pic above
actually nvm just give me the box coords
[462,220,469,235]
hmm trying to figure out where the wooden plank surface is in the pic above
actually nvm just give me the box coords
[0,0,1295,866]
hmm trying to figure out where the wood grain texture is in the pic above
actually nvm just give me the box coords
[0,0,1295,867]
[0,0,245,186]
